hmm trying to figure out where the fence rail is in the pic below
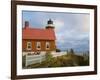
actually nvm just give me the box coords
[25,54,45,66]
[25,51,67,67]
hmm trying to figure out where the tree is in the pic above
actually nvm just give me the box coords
[70,48,74,53]
[45,52,53,67]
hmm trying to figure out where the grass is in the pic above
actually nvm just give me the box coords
[24,52,89,69]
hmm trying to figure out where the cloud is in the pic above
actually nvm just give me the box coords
[54,19,64,32]
[23,11,90,52]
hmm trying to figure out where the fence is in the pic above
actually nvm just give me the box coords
[25,51,67,67]
[51,51,67,57]
[25,54,45,67]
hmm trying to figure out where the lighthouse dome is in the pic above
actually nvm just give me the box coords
[46,19,54,29]
[47,19,53,24]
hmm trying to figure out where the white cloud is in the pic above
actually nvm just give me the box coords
[54,19,65,32]
[74,14,90,33]
[23,11,89,51]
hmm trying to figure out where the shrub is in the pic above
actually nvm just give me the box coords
[45,52,53,67]
[56,49,61,52]
[28,51,89,68]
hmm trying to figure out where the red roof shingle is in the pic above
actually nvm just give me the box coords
[22,27,56,40]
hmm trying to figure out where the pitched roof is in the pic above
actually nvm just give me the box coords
[22,27,56,40]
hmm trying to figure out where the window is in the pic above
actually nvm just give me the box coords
[27,42,32,50]
[36,42,41,50]
[46,42,50,50]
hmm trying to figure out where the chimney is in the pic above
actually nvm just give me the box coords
[25,21,29,28]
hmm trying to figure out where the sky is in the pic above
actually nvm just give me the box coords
[22,11,90,52]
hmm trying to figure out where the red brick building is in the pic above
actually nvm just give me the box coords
[22,19,56,55]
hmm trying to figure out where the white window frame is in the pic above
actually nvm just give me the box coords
[36,42,41,50]
[46,42,50,50]
[27,42,32,50]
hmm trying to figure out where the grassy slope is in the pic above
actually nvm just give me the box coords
[26,53,89,68]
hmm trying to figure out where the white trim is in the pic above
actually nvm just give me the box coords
[36,42,41,50]
[47,24,54,27]
[46,42,50,50]
[26,42,32,50]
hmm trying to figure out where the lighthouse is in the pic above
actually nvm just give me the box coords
[46,19,55,29]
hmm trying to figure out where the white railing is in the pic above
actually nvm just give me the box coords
[25,51,67,67]
[51,51,67,57]
[25,54,45,67]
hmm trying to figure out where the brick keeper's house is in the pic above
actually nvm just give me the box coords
[22,19,56,56]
